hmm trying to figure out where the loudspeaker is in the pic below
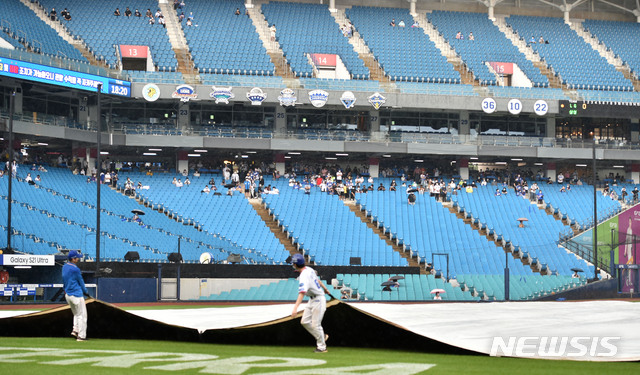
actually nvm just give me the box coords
[167,252,183,263]
[349,257,361,266]
[124,251,140,262]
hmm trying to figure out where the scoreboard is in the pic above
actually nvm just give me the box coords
[0,57,130,97]
[559,100,640,118]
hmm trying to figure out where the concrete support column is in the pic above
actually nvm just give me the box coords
[177,102,189,131]
[329,0,336,12]
[13,85,23,114]
[458,158,469,181]
[78,97,89,128]
[245,0,253,9]
[488,5,495,20]
[459,111,470,135]
[631,164,640,185]
[409,0,417,15]
[369,157,379,178]
[275,153,285,177]
[86,147,97,175]
[545,117,556,138]
[275,107,286,134]
[177,151,189,174]
[631,118,639,143]
[546,162,556,182]
[369,111,380,132]
[88,104,99,131]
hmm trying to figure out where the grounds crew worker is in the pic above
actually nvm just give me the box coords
[63,250,89,341]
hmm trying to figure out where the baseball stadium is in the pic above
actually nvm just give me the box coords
[0,0,639,373]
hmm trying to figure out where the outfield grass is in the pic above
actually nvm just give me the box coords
[0,337,635,375]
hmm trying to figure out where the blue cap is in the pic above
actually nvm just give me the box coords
[67,250,83,260]
[291,253,305,267]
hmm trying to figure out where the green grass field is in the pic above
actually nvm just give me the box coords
[0,337,635,374]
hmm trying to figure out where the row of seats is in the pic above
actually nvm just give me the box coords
[346,6,459,83]
[427,10,549,87]
[180,0,274,74]
[37,0,178,70]
[263,1,369,79]
[506,15,633,91]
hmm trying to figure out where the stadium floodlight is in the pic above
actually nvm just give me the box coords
[143,153,157,156]
[613,165,624,168]
[187,154,201,157]
[284,156,291,159]
[496,162,507,165]
[325,157,337,160]
[511,158,523,161]
[336,153,349,156]
[414,159,424,163]
[194,149,207,153]
[576,164,588,167]
[382,154,391,158]
[534,163,544,166]
[288,152,301,155]
[149,148,162,151]
[100,151,109,155]
[37,142,48,146]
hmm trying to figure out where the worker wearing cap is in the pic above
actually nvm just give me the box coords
[290,253,330,353]
[62,250,89,341]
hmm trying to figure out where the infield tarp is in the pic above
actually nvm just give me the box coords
[1,299,639,361]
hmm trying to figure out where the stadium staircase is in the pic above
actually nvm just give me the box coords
[158,1,200,84]
[416,12,476,87]
[19,0,105,68]
[247,4,298,86]
[331,8,397,92]
[492,15,567,90]
[251,198,300,257]
[570,21,640,92]
[344,199,425,273]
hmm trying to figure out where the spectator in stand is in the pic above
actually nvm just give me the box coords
[539,36,545,44]
[529,35,536,44]
[60,8,69,20]
[186,18,192,27]
[202,185,210,194]
[125,7,132,17]
[174,0,180,10]
[149,17,155,25]
[390,18,396,27]
[155,9,163,18]
[50,8,57,21]
[235,7,241,15]
[146,8,153,18]
[633,187,639,202]
[64,10,72,21]
[468,32,474,40]
[270,24,277,41]
[536,189,544,204]
[456,31,462,39]
[398,20,405,27]
[135,9,141,17]
[412,20,419,28]
[158,15,165,28]
[179,12,185,22]
[114,8,121,16]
